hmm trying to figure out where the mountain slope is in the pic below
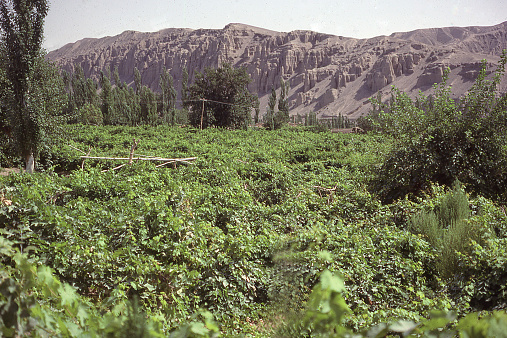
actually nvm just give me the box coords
[47,22,507,120]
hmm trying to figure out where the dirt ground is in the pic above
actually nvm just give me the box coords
[0,168,21,176]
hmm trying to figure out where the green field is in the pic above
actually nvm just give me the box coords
[1,125,506,336]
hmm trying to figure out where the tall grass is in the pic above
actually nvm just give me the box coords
[408,182,490,278]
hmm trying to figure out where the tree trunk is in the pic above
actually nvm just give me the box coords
[25,153,35,173]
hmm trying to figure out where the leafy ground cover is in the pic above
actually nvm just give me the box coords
[1,125,506,336]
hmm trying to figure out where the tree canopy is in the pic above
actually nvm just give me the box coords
[366,51,507,203]
[0,0,62,173]
[186,63,258,129]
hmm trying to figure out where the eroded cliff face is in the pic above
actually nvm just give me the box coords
[47,22,507,119]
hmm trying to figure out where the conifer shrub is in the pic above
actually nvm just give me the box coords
[408,210,440,247]
[408,183,494,279]
[436,181,470,228]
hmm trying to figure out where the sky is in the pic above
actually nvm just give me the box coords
[43,0,507,51]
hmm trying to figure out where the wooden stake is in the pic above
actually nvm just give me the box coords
[81,147,92,170]
[200,99,205,130]
[128,139,140,165]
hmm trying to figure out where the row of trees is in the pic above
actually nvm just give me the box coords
[263,79,289,129]
[62,62,262,130]
[0,0,354,172]
[61,64,187,126]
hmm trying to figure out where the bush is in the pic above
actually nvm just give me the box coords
[78,103,103,125]
[368,51,507,203]
[408,183,496,279]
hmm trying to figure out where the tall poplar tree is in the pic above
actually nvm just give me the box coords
[277,78,290,124]
[0,0,51,172]
[159,66,177,125]
[100,71,114,125]
[134,67,142,95]
[263,87,277,130]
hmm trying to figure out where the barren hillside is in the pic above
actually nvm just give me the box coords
[47,22,507,120]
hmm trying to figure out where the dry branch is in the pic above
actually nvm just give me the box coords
[155,159,196,168]
[75,139,196,171]
[128,139,140,165]
[80,156,197,162]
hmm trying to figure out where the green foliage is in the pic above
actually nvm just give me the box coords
[0,0,65,172]
[0,125,506,335]
[263,87,278,130]
[78,102,103,125]
[100,70,115,125]
[368,51,507,203]
[186,63,257,129]
[263,80,291,130]
[0,235,170,337]
[437,181,470,227]
[159,66,178,125]
[140,85,158,125]
[409,210,440,247]
[408,182,494,279]
[302,270,351,336]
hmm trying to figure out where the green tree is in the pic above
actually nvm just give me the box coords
[370,51,507,203]
[181,66,189,103]
[264,80,290,130]
[113,65,121,88]
[0,0,61,173]
[254,96,260,124]
[125,86,141,126]
[139,85,157,126]
[186,63,257,129]
[263,87,277,130]
[277,78,290,124]
[159,66,177,125]
[134,66,141,95]
[78,102,103,125]
[71,64,87,109]
[99,71,114,125]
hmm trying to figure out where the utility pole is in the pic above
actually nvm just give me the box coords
[200,98,205,130]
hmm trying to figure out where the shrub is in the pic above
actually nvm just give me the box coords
[408,183,495,279]
[408,210,440,247]
[369,51,507,203]
[437,181,470,227]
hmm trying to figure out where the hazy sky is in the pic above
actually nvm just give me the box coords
[43,0,507,51]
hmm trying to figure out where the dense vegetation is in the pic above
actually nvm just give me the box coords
[1,2,507,335]
[362,53,507,204]
[0,121,506,336]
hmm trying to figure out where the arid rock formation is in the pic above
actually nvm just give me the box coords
[47,22,507,120]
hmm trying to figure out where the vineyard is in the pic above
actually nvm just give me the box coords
[1,124,506,336]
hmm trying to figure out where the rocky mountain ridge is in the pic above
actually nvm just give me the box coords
[47,21,507,120]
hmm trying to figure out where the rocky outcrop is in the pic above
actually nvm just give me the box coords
[365,52,423,92]
[47,21,507,120]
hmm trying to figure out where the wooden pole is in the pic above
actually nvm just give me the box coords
[80,156,197,162]
[200,99,205,130]
[128,139,139,165]
[82,147,92,170]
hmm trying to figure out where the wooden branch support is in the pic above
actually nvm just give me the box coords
[102,163,128,173]
[74,139,197,172]
[154,158,196,168]
[82,147,92,170]
[80,156,197,162]
[200,98,205,130]
[128,138,139,165]
[313,185,338,204]
[68,145,86,154]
